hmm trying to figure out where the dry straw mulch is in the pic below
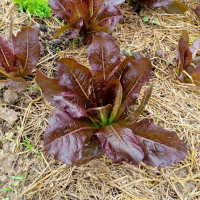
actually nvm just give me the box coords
[0,0,200,200]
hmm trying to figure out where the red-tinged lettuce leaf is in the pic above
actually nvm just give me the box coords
[49,0,74,22]
[101,0,125,7]
[178,72,185,83]
[138,0,174,7]
[176,38,186,70]
[70,0,81,3]
[112,56,135,80]
[6,77,27,92]
[195,4,200,20]
[88,32,121,81]
[84,21,109,44]
[96,123,144,164]
[36,69,64,105]
[53,92,88,118]
[163,1,189,14]
[189,38,200,60]
[119,119,187,167]
[176,31,194,75]
[193,57,200,68]
[180,30,189,45]
[70,2,90,25]
[53,23,76,39]
[88,93,98,108]
[14,25,40,77]
[91,72,110,106]
[115,58,152,121]
[128,85,153,121]
[176,32,200,85]
[56,91,86,108]
[87,104,112,125]
[50,0,123,44]
[75,136,105,166]
[8,19,15,55]
[44,110,97,165]
[0,35,15,72]
[57,58,92,103]
[108,79,122,123]
[88,21,109,32]
[186,66,200,86]
[96,5,123,28]
[68,18,83,39]
[176,37,191,73]
[83,0,102,19]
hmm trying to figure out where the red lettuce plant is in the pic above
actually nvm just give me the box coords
[49,0,124,44]
[0,23,40,92]
[176,31,200,85]
[36,32,187,167]
[130,0,189,14]
[195,4,200,19]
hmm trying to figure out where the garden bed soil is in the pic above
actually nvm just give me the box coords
[0,0,200,199]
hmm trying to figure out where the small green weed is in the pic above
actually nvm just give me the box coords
[142,17,149,22]
[152,19,161,25]
[156,110,161,124]
[56,47,62,52]
[11,173,28,186]
[35,86,41,91]
[18,135,40,165]
[72,37,83,49]
[121,48,132,56]
[0,187,12,196]
[2,136,15,142]
[22,135,40,155]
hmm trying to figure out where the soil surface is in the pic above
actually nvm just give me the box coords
[0,1,200,200]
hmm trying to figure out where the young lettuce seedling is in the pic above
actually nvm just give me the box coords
[0,22,40,92]
[50,0,124,44]
[36,32,187,167]
[176,31,200,85]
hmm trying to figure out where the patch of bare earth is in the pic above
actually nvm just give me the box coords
[0,0,200,199]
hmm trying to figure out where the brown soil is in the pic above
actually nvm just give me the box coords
[0,0,200,200]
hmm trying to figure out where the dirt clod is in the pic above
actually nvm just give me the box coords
[0,174,7,182]
[5,132,14,139]
[3,89,19,104]
[0,108,18,126]
[27,84,40,96]
[0,150,6,160]
[0,82,6,89]
[155,49,163,58]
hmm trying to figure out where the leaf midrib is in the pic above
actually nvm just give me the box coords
[0,46,10,68]
[124,67,146,101]
[136,135,185,152]
[65,61,89,100]
[110,125,127,147]
[23,29,29,73]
